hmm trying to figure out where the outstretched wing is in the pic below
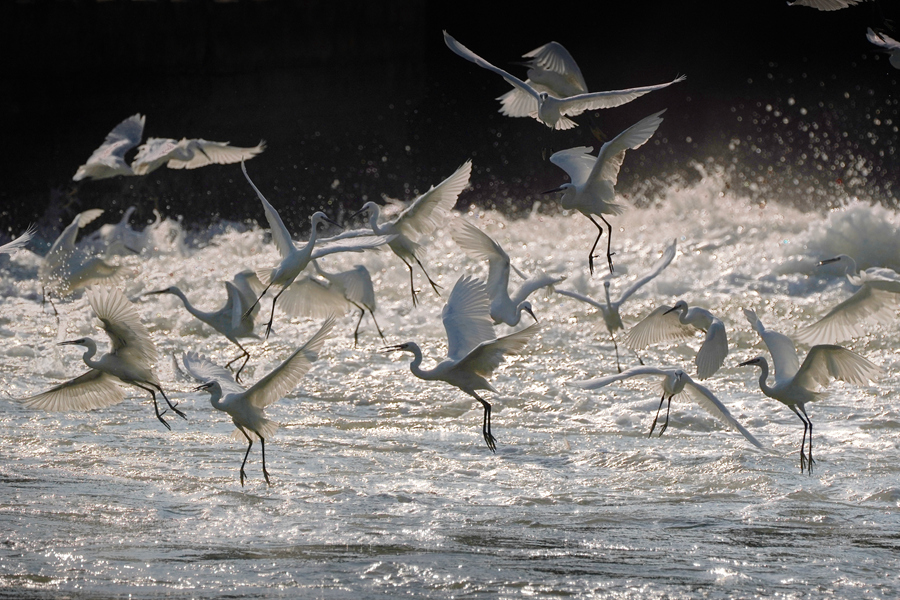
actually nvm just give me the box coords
[132,137,179,175]
[0,224,36,255]
[794,345,882,391]
[555,288,604,311]
[571,366,669,389]
[326,264,376,309]
[244,316,335,408]
[622,305,696,350]
[549,146,596,188]
[615,239,677,306]
[183,351,244,395]
[555,76,684,118]
[74,113,144,180]
[510,272,565,306]
[167,139,266,170]
[393,160,472,239]
[444,31,540,103]
[19,370,124,411]
[457,323,540,378]
[593,110,665,187]
[681,379,765,449]
[442,275,496,361]
[743,308,800,383]
[795,283,900,346]
[88,286,158,368]
[278,276,348,319]
[242,161,296,260]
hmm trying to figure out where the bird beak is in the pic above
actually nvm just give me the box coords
[143,289,169,296]
[542,186,565,195]
[193,383,211,391]
[349,206,368,220]
[58,340,78,346]
[818,257,840,266]
[380,345,404,353]
[525,305,538,323]
[663,306,678,315]
[323,215,342,229]
[737,359,755,367]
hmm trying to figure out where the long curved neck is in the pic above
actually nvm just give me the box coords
[367,208,386,235]
[756,361,775,397]
[407,346,437,381]
[207,384,225,410]
[169,288,213,321]
[80,339,100,369]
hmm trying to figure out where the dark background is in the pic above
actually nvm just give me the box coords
[1,0,898,241]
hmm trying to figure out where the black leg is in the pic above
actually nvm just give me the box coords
[243,283,271,320]
[133,382,170,430]
[800,405,815,474]
[154,383,186,419]
[791,406,812,474]
[649,393,666,437]
[258,433,271,485]
[237,426,253,487]
[225,341,251,384]
[586,216,604,276]
[658,395,673,436]
[400,258,418,307]
[368,308,386,343]
[612,334,621,373]
[598,214,616,273]
[414,256,442,297]
[264,286,286,339]
[474,394,497,452]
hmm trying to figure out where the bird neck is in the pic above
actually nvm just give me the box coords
[406,346,436,381]
[755,361,775,398]
[170,288,212,321]
[367,209,385,234]
[80,339,100,369]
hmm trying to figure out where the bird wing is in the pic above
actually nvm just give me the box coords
[593,110,666,186]
[87,286,158,368]
[548,146,596,188]
[0,224,36,255]
[48,209,105,258]
[681,379,765,449]
[622,305,696,350]
[457,322,540,378]
[131,137,180,175]
[166,139,266,170]
[232,270,263,320]
[794,345,882,391]
[241,161,297,261]
[554,288,604,311]
[244,316,335,408]
[183,351,244,395]
[278,276,348,318]
[74,114,144,179]
[451,219,509,263]
[795,284,900,345]
[554,77,685,118]
[743,308,800,383]
[694,319,728,380]
[393,160,472,239]
[510,272,565,306]
[614,239,677,306]
[442,275,496,361]
[310,234,395,259]
[20,370,125,411]
[867,28,900,50]
[223,281,245,330]
[791,0,862,9]
[524,41,587,92]
[443,31,541,103]
[329,264,376,309]
[570,366,669,389]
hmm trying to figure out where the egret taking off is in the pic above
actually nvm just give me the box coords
[450,219,564,326]
[443,31,684,131]
[546,110,666,274]
[624,299,728,380]
[184,317,335,486]
[867,28,900,69]
[132,137,266,175]
[384,275,540,452]
[351,159,472,306]
[572,367,763,448]
[795,254,900,345]
[741,308,882,474]
[73,113,145,181]
[556,239,677,372]
[20,286,183,429]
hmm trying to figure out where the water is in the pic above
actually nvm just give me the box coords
[2,164,900,598]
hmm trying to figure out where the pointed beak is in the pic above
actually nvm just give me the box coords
[349,206,368,220]
[663,306,678,315]
[380,345,404,353]
[143,289,168,296]
[737,359,756,367]
[193,383,212,392]
[542,186,566,195]
[819,257,841,266]
[322,215,342,229]
[525,305,538,323]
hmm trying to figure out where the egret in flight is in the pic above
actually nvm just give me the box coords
[867,28,900,69]
[572,367,764,448]
[73,113,145,181]
[132,137,266,175]
[443,31,684,131]
[451,219,564,326]
[788,0,863,9]
[546,110,666,274]
[384,275,540,452]
[624,299,728,380]
[241,162,392,338]
[556,239,677,371]
[351,159,472,306]
[20,286,183,429]
[741,308,882,473]
[0,224,36,255]
[796,254,900,345]
[496,41,588,122]
[184,317,335,486]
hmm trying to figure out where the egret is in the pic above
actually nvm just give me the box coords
[132,137,266,175]
[20,286,183,429]
[795,254,900,345]
[278,260,384,346]
[40,209,123,306]
[144,271,260,382]
[741,308,882,473]
[73,113,145,181]
[89,206,162,256]
[867,28,900,69]
[623,299,728,380]
[788,0,863,9]
[556,239,677,371]
[0,224,36,255]
[572,367,764,448]
[351,159,472,306]
[496,41,588,122]
[241,162,393,338]
[383,275,540,452]
[450,219,564,326]
[184,316,335,486]
[546,110,666,274]
[444,31,685,131]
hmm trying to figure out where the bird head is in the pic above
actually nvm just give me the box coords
[381,343,413,354]
[538,91,549,102]
[193,381,217,393]
[310,211,341,230]
[542,183,573,195]
[59,338,88,347]
[520,301,537,323]
[738,357,763,368]
[350,202,378,221]
[664,300,688,315]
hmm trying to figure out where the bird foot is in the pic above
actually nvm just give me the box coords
[484,431,497,453]
[263,468,271,485]
[239,469,247,487]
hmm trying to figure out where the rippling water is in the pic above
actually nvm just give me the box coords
[2,166,900,598]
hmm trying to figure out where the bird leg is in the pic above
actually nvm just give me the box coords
[400,258,419,307]
[799,405,815,475]
[414,256,442,297]
[367,308,386,343]
[225,341,252,384]
[473,393,497,453]
[597,214,616,273]
[133,382,171,430]
[649,392,666,437]
[586,216,604,276]
[153,383,186,419]
[611,334,622,373]
[791,406,814,475]
[264,286,288,339]
[237,426,253,487]
[243,282,271,320]
[658,395,673,436]
[41,286,60,321]
[258,433,271,485]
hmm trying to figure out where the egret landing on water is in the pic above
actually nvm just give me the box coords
[384,275,540,452]
[20,286,183,429]
[443,31,684,131]
[545,111,666,275]
[624,299,728,380]
[795,254,900,345]
[351,159,472,307]
[450,219,564,326]
[556,239,677,372]
[741,308,882,474]
[571,367,764,448]
[184,317,335,486]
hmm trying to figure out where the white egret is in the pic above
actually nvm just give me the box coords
[132,137,266,175]
[496,41,587,121]
[351,159,472,306]
[20,286,183,429]
[384,275,540,452]
[450,219,564,326]
[278,260,384,346]
[0,224,36,255]
[624,299,728,380]
[184,316,335,486]
[556,239,677,371]
[73,113,145,181]
[241,161,393,338]
[867,28,900,69]
[796,254,900,345]
[741,308,882,473]
[89,206,162,256]
[788,0,864,9]
[546,110,666,274]
[144,271,260,382]
[572,367,764,448]
[40,209,123,307]
[444,31,685,131]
